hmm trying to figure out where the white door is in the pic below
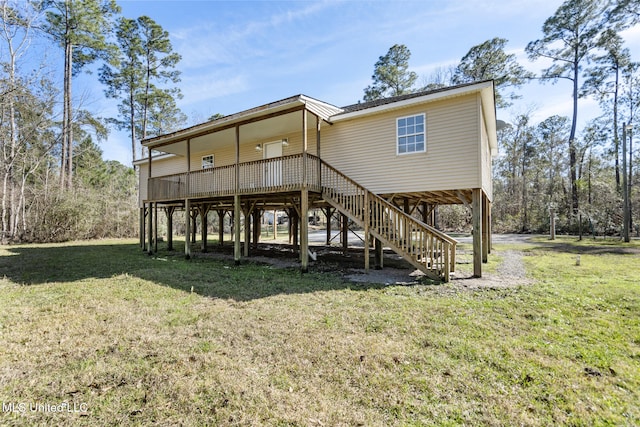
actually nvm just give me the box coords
[264,141,283,187]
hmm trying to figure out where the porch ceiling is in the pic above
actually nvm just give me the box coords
[157,110,315,157]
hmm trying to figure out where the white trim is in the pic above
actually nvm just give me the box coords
[396,113,426,156]
[132,152,176,166]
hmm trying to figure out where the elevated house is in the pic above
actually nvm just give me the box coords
[135,80,498,281]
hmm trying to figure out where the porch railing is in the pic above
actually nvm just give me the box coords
[148,154,320,201]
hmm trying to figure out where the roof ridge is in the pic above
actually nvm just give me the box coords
[339,80,492,114]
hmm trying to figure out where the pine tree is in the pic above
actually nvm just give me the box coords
[44,0,120,189]
[453,37,533,108]
[100,15,183,163]
[363,44,417,101]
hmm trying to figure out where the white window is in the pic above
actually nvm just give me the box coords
[202,154,214,169]
[397,113,426,154]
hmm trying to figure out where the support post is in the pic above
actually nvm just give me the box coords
[292,209,299,253]
[243,204,251,257]
[234,195,241,265]
[341,213,348,255]
[199,204,210,252]
[252,209,261,249]
[139,207,145,248]
[147,202,153,255]
[273,209,278,240]
[184,200,191,259]
[153,202,158,253]
[218,210,225,246]
[166,207,174,251]
[191,210,197,244]
[472,188,482,277]
[488,202,492,254]
[325,208,333,245]
[482,193,489,264]
[375,238,383,270]
[301,188,309,272]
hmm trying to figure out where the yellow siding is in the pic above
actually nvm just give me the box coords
[150,155,187,177]
[322,94,481,194]
[138,166,147,206]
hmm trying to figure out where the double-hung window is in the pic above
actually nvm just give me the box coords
[397,113,426,154]
[202,154,214,169]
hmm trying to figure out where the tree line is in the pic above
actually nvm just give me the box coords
[1,0,184,242]
[363,0,639,237]
[1,0,639,243]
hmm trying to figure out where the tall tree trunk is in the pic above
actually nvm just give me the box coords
[614,66,620,193]
[141,50,151,141]
[129,78,136,163]
[569,52,580,219]
[65,41,74,189]
[521,140,528,232]
[4,32,19,240]
[1,171,9,241]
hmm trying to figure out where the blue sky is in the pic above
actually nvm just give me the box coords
[77,0,640,164]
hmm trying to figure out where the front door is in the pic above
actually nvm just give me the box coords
[264,141,283,187]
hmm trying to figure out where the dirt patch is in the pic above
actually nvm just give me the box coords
[189,241,531,290]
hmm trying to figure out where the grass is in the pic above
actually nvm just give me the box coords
[0,237,639,426]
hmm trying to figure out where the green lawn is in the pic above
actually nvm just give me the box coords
[0,237,638,426]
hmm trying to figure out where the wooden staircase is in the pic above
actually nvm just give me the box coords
[319,158,457,281]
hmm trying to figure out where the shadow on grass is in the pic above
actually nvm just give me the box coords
[0,241,386,301]
[524,238,640,256]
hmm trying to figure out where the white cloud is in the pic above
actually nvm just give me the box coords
[178,73,249,109]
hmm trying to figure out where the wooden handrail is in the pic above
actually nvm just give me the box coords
[316,155,456,281]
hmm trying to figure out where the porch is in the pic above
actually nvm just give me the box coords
[142,153,470,281]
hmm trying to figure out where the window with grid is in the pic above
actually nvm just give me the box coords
[397,114,426,154]
[201,154,214,169]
